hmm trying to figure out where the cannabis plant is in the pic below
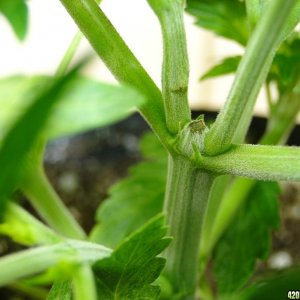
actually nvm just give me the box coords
[0,0,300,299]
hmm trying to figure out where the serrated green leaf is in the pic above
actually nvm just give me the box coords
[212,181,280,295]
[200,56,241,81]
[47,280,72,300]
[93,215,171,300]
[0,0,28,40]
[90,133,167,248]
[0,75,145,140]
[186,0,248,45]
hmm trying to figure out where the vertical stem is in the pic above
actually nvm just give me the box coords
[204,0,297,155]
[163,155,214,299]
[55,32,83,78]
[262,91,300,145]
[147,0,191,133]
[73,264,97,300]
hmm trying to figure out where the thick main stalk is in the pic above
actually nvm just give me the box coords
[163,155,214,299]
[147,0,191,133]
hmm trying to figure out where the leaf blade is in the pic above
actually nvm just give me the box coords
[186,0,248,45]
[0,75,145,140]
[0,70,79,217]
[93,215,171,299]
[90,133,167,248]
[212,181,280,294]
[200,56,241,81]
[0,0,28,40]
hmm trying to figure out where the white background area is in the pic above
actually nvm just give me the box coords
[0,0,275,116]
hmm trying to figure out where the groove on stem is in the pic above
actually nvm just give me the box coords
[163,155,214,299]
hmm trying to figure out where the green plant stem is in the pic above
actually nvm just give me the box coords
[265,82,274,114]
[199,90,300,269]
[20,165,86,240]
[147,0,191,133]
[73,264,97,300]
[245,0,265,30]
[262,91,300,145]
[0,203,62,245]
[0,240,111,287]
[55,32,83,78]
[199,175,230,271]
[55,0,103,78]
[205,0,297,155]
[59,0,173,150]
[200,143,300,181]
[200,177,256,265]
[163,155,214,299]
[8,282,48,300]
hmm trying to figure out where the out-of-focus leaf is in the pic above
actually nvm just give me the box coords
[200,56,241,81]
[48,77,144,139]
[213,181,280,295]
[268,34,300,93]
[0,0,28,40]
[186,0,248,45]
[0,70,78,218]
[93,215,171,300]
[230,268,300,300]
[0,76,47,140]
[47,280,72,300]
[0,75,145,140]
[90,133,167,248]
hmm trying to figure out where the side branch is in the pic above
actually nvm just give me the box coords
[59,0,172,147]
[204,0,298,155]
[200,144,300,182]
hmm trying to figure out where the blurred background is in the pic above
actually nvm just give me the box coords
[0,0,272,116]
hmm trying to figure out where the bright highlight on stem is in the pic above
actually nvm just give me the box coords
[0,241,112,288]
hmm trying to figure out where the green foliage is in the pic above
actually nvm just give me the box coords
[0,75,145,140]
[186,0,248,45]
[0,70,77,218]
[0,0,28,40]
[212,182,280,295]
[200,34,300,89]
[90,133,167,248]
[47,280,72,300]
[93,215,171,300]
[0,203,61,246]
[200,56,241,81]
[236,268,300,300]
[189,0,300,94]
[269,34,300,93]
[245,0,270,29]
